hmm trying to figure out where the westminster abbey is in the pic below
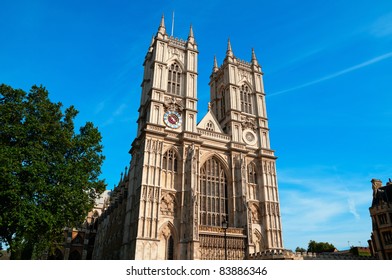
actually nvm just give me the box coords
[92,16,284,260]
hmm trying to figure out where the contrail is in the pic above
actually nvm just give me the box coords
[268,51,392,97]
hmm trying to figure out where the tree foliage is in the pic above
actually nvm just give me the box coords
[0,84,106,259]
[307,240,336,253]
[295,247,306,253]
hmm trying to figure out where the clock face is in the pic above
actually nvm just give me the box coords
[163,111,182,129]
[242,129,257,145]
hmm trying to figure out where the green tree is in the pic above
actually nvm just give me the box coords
[0,84,106,259]
[295,247,306,253]
[307,240,336,253]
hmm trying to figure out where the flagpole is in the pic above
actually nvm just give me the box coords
[171,11,175,37]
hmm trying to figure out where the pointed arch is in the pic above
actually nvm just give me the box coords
[158,221,178,260]
[247,161,258,184]
[162,147,179,172]
[240,83,254,114]
[167,60,183,96]
[166,58,185,71]
[250,203,261,223]
[199,152,229,174]
[253,229,266,253]
[161,146,181,190]
[160,192,177,216]
[162,145,182,162]
[199,155,229,227]
[143,242,152,259]
[239,79,254,91]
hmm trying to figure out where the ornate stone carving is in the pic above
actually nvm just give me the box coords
[164,96,184,112]
[250,204,261,223]
[160,193,175,215]
[167,46,185,62]
[241,116,257,131]
[161,225,171,239]
[238,69,252,83]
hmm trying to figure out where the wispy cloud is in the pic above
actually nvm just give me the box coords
[114,103,127,116]
[100,103,129,127]
[278,166,372,249]
[95,100,106,114]
[347,198,360,220]
[269,51,392,97]
[101,117,115,128]
[370,12,392,38]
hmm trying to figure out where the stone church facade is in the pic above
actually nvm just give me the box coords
[92,16,283,260]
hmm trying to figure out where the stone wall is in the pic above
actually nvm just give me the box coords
[248,249,376,260]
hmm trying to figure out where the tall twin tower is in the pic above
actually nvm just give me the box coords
[93,16,284,260]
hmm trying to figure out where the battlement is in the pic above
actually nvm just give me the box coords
[236,57,252,68]
[168,36,187,48]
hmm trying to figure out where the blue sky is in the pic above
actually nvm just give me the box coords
[1,0,392,252]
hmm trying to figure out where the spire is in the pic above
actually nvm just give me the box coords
[251,48,259,66]
[157,14,166,37]
[213,55,219,72]
[188,24,194,38]
[226,38,233,58]
[187,24,195,44]
[186,24,197,49]
[160,14,165,28]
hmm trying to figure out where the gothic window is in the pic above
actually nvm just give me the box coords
[206,121,214,131]
[162,149,178,172]
[220,88,226,119]
[240,84,253,114]
[378,214,388,225]
[167,235,174,260]
[167,63,182,95]
[200,157,228,227]
[247,162,257,200]
[247,162,257,184]
[383,231,392,245]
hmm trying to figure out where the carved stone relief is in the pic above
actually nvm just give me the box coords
[167,47,185,63]
[164,96,184,112]
[241,116,257,131]
[160,193,175,215]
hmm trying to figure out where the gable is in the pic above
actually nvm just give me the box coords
[197,109,224,133]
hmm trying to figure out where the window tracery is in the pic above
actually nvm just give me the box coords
[240,84,253,114]
[167,63,182,95]
[200,157,228,226]
[247,162,257,184]
[162,149,178,172]
[220,88,226,119]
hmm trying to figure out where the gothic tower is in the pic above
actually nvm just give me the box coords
[92,17,283,260]
[208,40,283,255]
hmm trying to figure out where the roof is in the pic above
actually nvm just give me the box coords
[197,106,224,133]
